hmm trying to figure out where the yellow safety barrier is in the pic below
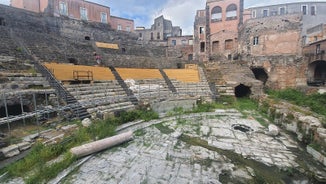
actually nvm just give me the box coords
[164,69,200,83]
[44,63,115,81]
[95,42,119,49]
[116,68,163,80]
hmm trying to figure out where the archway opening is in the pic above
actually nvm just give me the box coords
[0,17,5,26]
[0,104,30,117]
[308,60,326,86]
[251,67,268,85]
[84,36,90,40]
[235,84,251,98]
[68,58,78,65]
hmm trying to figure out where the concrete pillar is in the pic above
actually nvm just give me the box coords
[70,131,133,158]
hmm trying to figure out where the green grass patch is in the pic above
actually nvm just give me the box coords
[2,109,157,183]
[268,89,326,119]
[154,123,174,134]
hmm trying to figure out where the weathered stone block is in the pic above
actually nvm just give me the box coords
[268,124,279,136]
[298,116,321,128]
[17,142,31,151]
[82,118,92,127]
[307,146,324,163]
[1,144,20,158]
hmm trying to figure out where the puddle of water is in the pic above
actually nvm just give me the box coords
[231,124,253,133]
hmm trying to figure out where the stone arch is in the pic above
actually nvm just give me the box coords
[226,4,237,20]
[211,6,222,22]
[84,36,90,40]
[308,60,326,86]
[251,67,268,85]
[235,84,251,98]
[68,58,78,65]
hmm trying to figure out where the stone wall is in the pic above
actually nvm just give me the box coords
[260,98,326,167]
[239,14,302,56]
[238,14,308,89]
[0,5,188,69]
[246,55,307,89]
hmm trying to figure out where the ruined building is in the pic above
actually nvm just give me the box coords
[135,15,182,45]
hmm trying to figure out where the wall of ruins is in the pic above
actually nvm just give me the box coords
[239,14,307,89]
[193,9,207,62]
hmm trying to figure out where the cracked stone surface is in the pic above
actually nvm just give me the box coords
[62,109,306,183]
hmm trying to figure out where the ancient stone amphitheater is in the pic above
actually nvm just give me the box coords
[0,4,325,184]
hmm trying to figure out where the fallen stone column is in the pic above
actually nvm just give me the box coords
[70,131,133,158]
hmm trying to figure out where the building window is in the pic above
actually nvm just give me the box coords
[157,32,160,39]
[80,7,88,20]
[211,6,222,22]
[188,54,193,61]
[316,44,321,54]
[126,26,131,32]
[279,7,286,15]
[263,9,269,17]
[172,40,176,46]
[188,39,193,45]
[200,42,205,52]
[59,1,68,16]
[212,41,219,52]
[311,5,316,16]
[302,5,308,15]
[181,40,187,45]
[100,12,107,23]
[253,36,259,45]
[271,11,278,16]
[226,4,237,20]
[225,39,233,50]
[151,32,153,40]
[199,27,204,34]
[139,33,142,37]
[252,10,256,18]
[117,24,122,30]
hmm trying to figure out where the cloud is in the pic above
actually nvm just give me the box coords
[156,0,206,35]
[0,0,10,5]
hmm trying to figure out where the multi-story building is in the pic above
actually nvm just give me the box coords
[110,16,134,32]
[10,0,134,32]
[135,15,182,44]
[193,0,244,62]
[247,1,326,45]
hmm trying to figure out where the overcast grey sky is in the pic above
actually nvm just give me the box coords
[1,0,325,34]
